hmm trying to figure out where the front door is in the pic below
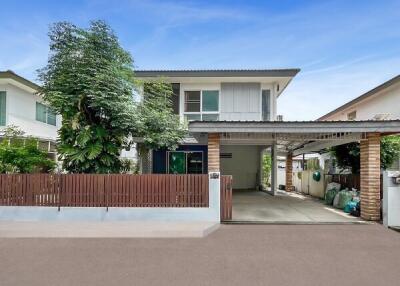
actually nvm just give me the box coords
[168,151,204,174]
[168,152,186,174]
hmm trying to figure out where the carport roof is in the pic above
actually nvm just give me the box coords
[188,120,400,155]
[188,120,400,134]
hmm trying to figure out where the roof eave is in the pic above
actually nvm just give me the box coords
[135,69,300,78]
[0,71,40,91]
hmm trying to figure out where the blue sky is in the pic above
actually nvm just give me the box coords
[1,0,400,120]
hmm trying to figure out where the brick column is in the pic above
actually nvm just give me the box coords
[285,152,293,192]
[360,132,381,221]
[208,133,220,172]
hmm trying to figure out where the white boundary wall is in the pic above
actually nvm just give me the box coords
[0,173,221,222]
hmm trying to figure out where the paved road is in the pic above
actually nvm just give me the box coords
[1,224,399,286]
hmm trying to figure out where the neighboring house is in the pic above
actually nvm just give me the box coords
[318,75,400,121]
[0,70,137,162]
[318,74,400,170]
[0,70,59,158]
[135,69,300,189]
[0,70,60,139]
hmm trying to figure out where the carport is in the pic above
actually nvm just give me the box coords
[189,120,400,222]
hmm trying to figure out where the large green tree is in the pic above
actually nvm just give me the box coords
[38,20,185,173]
[136,80,186,151]
[330,135,400,173]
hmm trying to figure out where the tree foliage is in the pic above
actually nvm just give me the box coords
[262,153,272,186]
[38,20,185,173]
[136,80,186,151]
[330,135,400,173]
[0,125,55,173]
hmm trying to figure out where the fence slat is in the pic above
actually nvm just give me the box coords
[220,175,233,221]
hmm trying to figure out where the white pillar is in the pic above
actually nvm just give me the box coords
[209,172,221,222]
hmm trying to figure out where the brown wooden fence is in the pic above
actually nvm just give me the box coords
[331,174,360,190]
[330,173,383,198]
[220,175,233,221]
[0,174,209,208]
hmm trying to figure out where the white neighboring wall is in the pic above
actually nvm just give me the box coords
[322,81,400,121]
[320,78,400,171]
[0,83,60,139]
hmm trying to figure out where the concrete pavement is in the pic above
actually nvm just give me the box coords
[0,221,220,238]
[233,190,365,223]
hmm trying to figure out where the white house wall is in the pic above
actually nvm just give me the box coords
[0,83,59,139]
[220,145,260,189]
[220,83,261,121]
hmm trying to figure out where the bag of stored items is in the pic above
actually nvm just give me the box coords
[350,201,361,217]
[325,182,341,205]
[337,190,353,209]
[344,201,358,213]
[352,195,360,203]
[325,189,338,205]
[326,182,341,193]
[333,192,341,208]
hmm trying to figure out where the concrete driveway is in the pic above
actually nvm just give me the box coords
[1,224,399,286]
[233,190,364,223]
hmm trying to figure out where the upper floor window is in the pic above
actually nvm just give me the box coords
[261,90,271,121]
[184,90,219,121]
[0,91,6,126]
[347,111,356,121]
[171,83,180,115]
[36,102,56,126]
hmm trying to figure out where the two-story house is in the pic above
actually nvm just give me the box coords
[135,69,300,189]
[0,70,60,158]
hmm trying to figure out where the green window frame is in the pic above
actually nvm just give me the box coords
[0,91,6,126]
[36,102,56,126]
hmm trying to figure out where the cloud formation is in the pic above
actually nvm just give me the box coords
[0,0,399,120]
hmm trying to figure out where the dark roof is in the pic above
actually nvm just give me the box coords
[0,70,40,90]
[188,120,400,134]
[135,69,300,78]
[318,74,400,121]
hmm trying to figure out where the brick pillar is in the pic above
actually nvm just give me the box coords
[208,133,220,172]
[285,152,293,192]
[360,133,381,221]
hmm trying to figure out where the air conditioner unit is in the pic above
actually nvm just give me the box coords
[277,115,283,121]
[373,114,390,120]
